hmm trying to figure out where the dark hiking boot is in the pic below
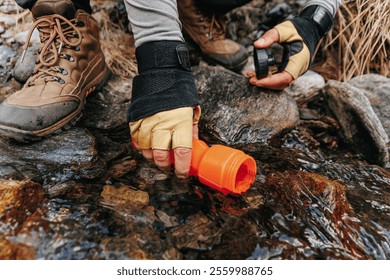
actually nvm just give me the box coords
[177,0,248,71]
[0,0,109,142]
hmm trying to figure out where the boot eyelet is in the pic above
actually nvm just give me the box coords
[64,54,74,62]
[76,21,85,27]
[56,67,68,75]
[55,76,65,84]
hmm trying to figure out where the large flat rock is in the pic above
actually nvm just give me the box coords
[0,128,106,183]
[349,74,390,139]
[324,80,389,166]
[193,65,299,144]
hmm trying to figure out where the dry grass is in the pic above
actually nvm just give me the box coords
[92,9,137,78]
[323,0,390,81]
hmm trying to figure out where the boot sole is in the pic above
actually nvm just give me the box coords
[0,60,111,143]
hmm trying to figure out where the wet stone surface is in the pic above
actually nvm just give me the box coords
[0,0,389,261]
[0,128,107,183]
[193,65,299,145]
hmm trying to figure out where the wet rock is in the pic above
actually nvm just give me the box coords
[162,247,183,260]
[0,128,106,183]
[284,70,325,104]
[100,234,164,260]
[193,65,299,144]
[100,185,149,207]
[0,180,44,235]
[0,45,15,68]
[203,218,259,259]
[349,74,390,139]
[324,80,389,166]
[155,210,179,228]
[103,156,137,180]
[81,75,132,132]
[46,180,83,198]
[13,45,38,83]
[93,131,128,162]
[242,189,265,209]
[168,214,222,250]
[261,171,367,259]
[0,239,36,259]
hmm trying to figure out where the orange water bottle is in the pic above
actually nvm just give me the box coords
[188,139,257,195]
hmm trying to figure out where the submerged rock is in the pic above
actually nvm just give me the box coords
[324,80,389,166]
[0,128,106,183]
[193,65,299,144]
[0,239,36,260]
[100,185,149,207]
[168,213,222,250]
[262,171,367,259]
[0,180,43,217]
[0,180,45,236]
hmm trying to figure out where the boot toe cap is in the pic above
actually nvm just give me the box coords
[0,100,79,133]
[205,44,249,71]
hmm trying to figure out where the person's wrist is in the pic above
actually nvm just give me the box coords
[298,5,334,37]
[127,41,200,123]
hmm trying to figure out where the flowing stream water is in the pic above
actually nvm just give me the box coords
[4,129,387,260]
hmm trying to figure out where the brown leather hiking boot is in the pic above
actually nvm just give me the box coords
[0,0,109,142]
[178,0,248,71]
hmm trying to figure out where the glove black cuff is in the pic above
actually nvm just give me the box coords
[127,41,200,122]
[291,5,334,57]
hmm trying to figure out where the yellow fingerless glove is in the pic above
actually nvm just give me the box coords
[274,21,311,80]
[130,106,201,151]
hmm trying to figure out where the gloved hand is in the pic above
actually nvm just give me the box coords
[247,5,333,90]
[130,106,200,178]
[127,41,200,178]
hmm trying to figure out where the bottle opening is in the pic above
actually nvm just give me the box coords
[233,157,256,193]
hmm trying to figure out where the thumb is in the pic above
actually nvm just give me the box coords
[254,28,280,49]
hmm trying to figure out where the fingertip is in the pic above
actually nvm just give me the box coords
[141,149,153,160]
[152,149,171,171]
[249,77,259,85]
[246,70,256,78]
[254,38,265,48]
[173,147,192,179]
[254,29,280,48]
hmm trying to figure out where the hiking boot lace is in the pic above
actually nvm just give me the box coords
[196,10,225,41]
[21,14,82,86]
